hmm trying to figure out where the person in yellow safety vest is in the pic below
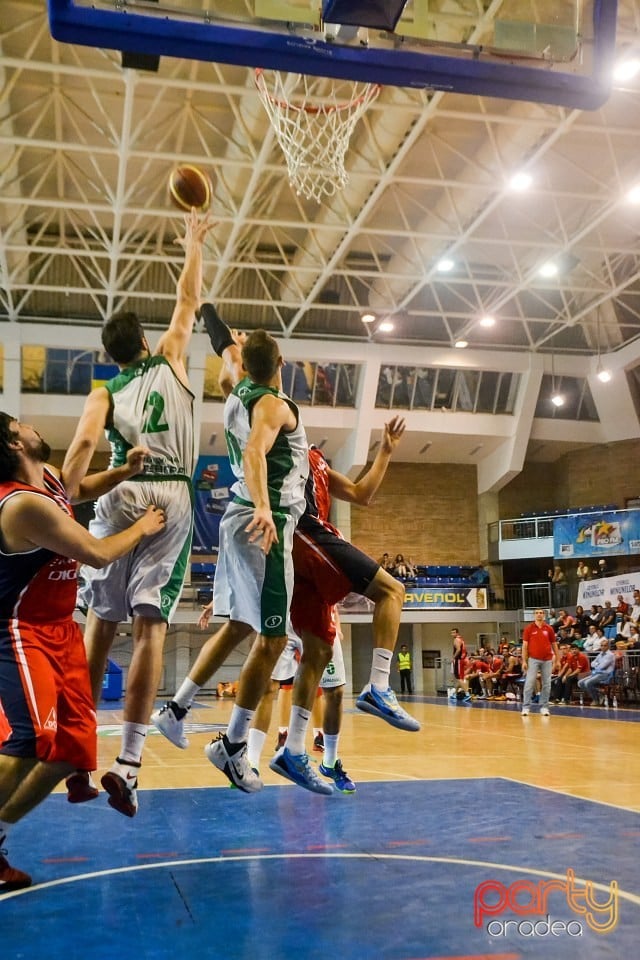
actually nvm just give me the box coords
[397,644,413,694]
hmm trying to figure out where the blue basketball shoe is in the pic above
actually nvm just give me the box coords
[319,759,356,795]
[356,684,420,731]
[269,748,334,795]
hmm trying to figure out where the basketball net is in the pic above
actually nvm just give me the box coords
[255,69,380,203]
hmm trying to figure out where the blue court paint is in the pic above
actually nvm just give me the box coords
[3,780,638,959]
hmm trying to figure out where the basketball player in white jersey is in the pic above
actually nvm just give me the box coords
[61,208,213,817]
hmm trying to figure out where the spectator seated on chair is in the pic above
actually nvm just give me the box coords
[583,624,602,654]
[573,605,591,637]
[378,552,394,572]
[577,639,615,703]
[556,609,575,631]
[560,643,591,703]
[483,652,505,699]
[600,601,617,639]
[550,642,572,703]
[392,554,413,579]
[465,655,490,698]
[496,646,523,700]
[216,680,238,699]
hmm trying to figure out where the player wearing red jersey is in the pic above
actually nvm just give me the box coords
[0,414,164,889]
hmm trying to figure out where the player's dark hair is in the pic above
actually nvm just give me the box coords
[102,311,146,364]
[242,329,280,384]
[0,412,20,482]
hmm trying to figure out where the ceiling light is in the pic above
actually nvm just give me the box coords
[361,312,376,323]
[454,339,468,349]
[614,56,640,83]
[551,393,565,407]
[479,314,495,327]
[437,257,455,273]
[509,171,532,191]
[539,261,559,279]
[597,368,612,383]
[627,185,640,204]
[378,320,394,332]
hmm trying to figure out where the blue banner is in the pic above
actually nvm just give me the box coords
[554,510,640,560]
[192,454,234,554]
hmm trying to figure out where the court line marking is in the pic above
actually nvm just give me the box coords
[2,852,638,909]
[499,775,640,815]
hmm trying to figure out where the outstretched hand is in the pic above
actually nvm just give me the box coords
[175,207,215,248]
[381,416,406,454]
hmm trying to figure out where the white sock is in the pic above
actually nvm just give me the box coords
[173,677,201,711]
[226,706,254,745]
[323,734,339,767]
[370,648,393,689]
[247,728,267,769]
[119,722,147,765]
[286,706,311,755]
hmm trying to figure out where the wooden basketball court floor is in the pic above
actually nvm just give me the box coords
[3,695,640,959]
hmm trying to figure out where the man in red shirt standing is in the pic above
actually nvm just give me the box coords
[521,608,560,717]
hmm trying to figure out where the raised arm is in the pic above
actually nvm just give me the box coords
[327,416,405,506]
[155,209,214,380]
[61,386,112,502]
[200,302,245,397]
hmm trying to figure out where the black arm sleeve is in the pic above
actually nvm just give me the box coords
[200,302,235,357]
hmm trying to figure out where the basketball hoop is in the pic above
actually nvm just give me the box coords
[255,69,380,203]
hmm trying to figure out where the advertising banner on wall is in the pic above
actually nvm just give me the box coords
[192,454,234,554]
[577,572,640,607]
[554,510,640,560]
[402,587,488,610]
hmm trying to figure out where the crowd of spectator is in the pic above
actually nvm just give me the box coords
[454,595,640,708]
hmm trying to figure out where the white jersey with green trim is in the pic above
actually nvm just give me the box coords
[105,355,195,479]
[224,377,308,520]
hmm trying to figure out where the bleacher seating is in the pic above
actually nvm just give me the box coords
[190,561,216,582]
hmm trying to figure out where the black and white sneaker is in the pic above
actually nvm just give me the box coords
[101,758,140,818]
[151,700,189,749]
[204,733,263,793]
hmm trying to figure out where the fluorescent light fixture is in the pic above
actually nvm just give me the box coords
[479,314,495,327]
[627,185,640,204]
[551,393,565,407]
[614,56,640,83]
[597,368,612,383]
[509,171,532,191]
[361,312,376,323]
[539,261,559,278]
[378,320,394,332]
[454,339,468,349]
[437,257,455,273]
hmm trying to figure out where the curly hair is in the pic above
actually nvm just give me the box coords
[0,412,20,482]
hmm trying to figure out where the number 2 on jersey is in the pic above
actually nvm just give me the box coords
[142,391,169,433]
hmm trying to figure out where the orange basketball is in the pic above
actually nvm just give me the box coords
[168,164,213,212]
